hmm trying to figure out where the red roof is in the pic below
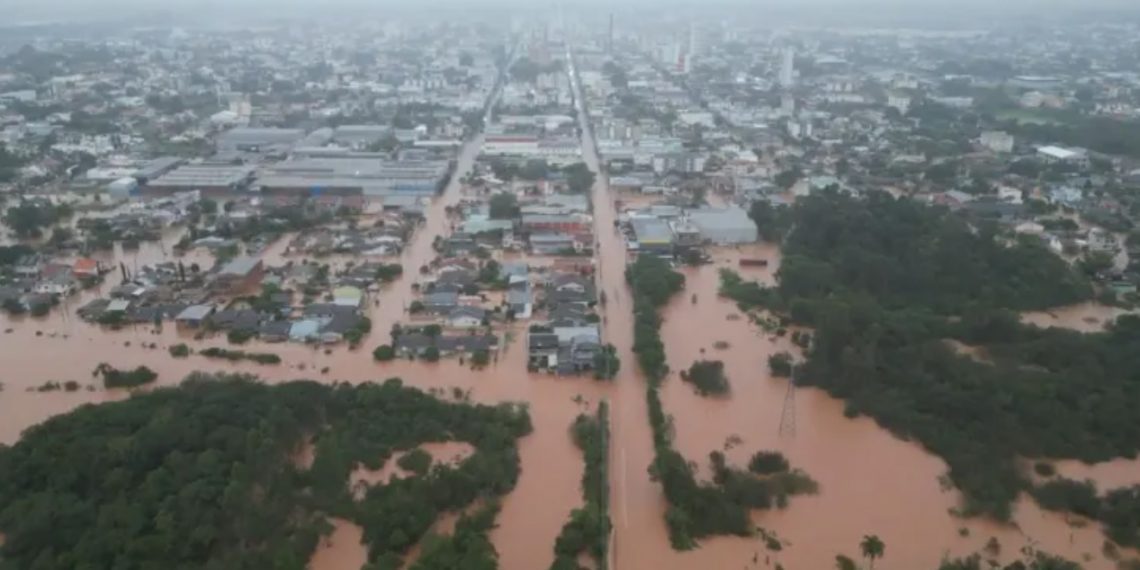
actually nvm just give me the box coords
[73,258,99,273]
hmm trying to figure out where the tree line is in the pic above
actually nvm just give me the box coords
[0,374,532,569]
[550,402,611,570]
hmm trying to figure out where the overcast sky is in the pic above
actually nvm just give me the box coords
[2,0,1138,25]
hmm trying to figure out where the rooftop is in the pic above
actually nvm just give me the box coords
[149,165,255,189]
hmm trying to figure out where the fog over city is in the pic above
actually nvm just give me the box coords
[1,2,1140,570]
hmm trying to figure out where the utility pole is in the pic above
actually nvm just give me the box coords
[777,375,796,437]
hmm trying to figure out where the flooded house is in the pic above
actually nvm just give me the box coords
[211,256,265,294]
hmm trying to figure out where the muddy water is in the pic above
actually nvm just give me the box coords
[351,441,475,496]
[652,257,1133,570]
[565,60,1138,570]
[1,130,615,570]
[308,518,367,570]
[1021,302,1137,333]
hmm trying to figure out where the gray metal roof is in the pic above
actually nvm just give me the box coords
[219,256,261,277]
[630,218,674,243]
[175,304,213,321]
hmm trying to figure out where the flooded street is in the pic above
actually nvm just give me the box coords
[4,50,1140,570]
[1,111,614,570]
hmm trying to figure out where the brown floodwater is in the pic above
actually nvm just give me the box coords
[350,441,475,498]
[308,518,367,570]
[0,133,614,570]
[4,77,1139,570]
[566,72,1140,569]
[1021,302,1137,333]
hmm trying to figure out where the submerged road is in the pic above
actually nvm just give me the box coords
[568,49,673,570]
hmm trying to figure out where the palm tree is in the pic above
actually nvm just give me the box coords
[860,535,885,569]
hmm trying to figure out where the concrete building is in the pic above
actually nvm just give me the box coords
[146,165,256,195]
[779,47,795,88]
[630,217,674,255]
[686,206,758,245]
[216,127,306,154]
[256,158,449,198]
[980,131,1015,153]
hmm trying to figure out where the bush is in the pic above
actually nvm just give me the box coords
[471,349,490,368]
[422,346,441,362]
[680,360,730,396]
[1034,462,1056,477]
[96,364,158,389]
[373,344,396,362]
[169,344,191,358]
[227,329,255,345]
[768,352,793,377]
[397,448,433,476]
[2,298,25,315]
[748,451,790,475]
[199,347,281,365]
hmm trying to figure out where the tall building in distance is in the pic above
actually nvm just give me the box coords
[779,47,796,88]
[688,23,700,60]
[608,13,614,53]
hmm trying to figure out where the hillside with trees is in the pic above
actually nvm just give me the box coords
[0,374,531,569]
[724,190,1140,526]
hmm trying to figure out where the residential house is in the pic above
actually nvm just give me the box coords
[213,256,264,293]
[333,286,364,308]
[175,304,215,328]
[530,233,575,255]
[507,287,533,319]
[446,306,486,328]
[422,291,460,315]
[259,320,293,342]
[72,258,101,279]
[527,331,561,368]
[304,303,359,319]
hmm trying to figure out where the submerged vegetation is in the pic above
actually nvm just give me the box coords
[199,347,282,365]
[722,190,1140,525]
[94,363,158,389]
[0,374,531,569]
[1032,478,1140,549]
[680,360,730,396]
[551,402,611,570]
[626,255,816,550]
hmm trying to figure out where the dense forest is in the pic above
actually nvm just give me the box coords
[1032,478,1140,549]
[0,374,531,569]
[724,190,1140,525]
[550,403,611,570]
[626,256,816,550]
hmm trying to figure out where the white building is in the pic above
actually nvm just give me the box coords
[1037,145,1087,163]
[686,206,758,244]
[980,131,1014,153]
[887,92,911,115]
[779,48,795,88]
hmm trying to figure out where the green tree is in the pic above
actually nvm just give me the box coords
[373,344,396,361]
[861,535,885,569]
[774,168,803,190]
[471,349,491,368]
[423,346,441,362]
[563,163,596,194]
[489,192,519,219]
